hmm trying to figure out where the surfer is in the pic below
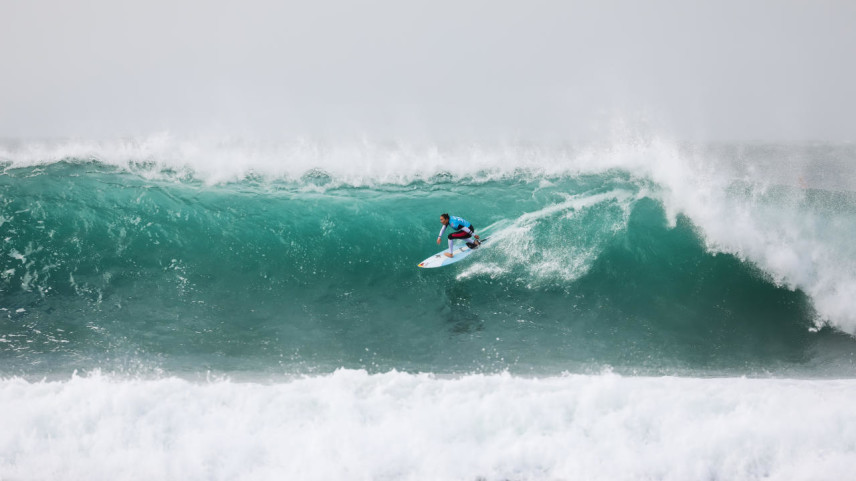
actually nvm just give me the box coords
[437,213,480,258]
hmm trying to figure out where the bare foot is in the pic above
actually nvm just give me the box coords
[444,252,453,258]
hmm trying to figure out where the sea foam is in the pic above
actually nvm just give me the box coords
[1,370,855,481]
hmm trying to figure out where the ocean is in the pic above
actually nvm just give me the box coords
[2,136,856,480]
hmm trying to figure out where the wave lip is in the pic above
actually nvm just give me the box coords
[1,370,855,481]
[0,135,585,186]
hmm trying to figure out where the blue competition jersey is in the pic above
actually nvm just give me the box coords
[449,216,471,230]
[438,215,474,239]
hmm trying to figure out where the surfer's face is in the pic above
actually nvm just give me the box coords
[440,216,448,225]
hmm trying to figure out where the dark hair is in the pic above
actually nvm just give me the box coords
[440,213,450,220]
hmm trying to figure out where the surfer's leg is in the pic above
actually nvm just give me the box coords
[448,231,467,255]
[447,232,457,254]
[459,228,478,248]
[449,230,474,253]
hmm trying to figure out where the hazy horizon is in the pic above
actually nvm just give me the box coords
[2,0,855,142]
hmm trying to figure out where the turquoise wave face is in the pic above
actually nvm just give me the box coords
[1,162,854,377]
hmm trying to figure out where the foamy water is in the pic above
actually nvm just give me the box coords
[1,370,854,481]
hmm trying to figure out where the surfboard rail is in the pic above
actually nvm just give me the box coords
[417,237,490,268]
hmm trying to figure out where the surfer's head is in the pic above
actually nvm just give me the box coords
[440,213,449,225]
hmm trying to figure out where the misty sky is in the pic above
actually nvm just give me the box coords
[2,0,855,141]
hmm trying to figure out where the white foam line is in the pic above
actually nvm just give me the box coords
[1,370,854,481]
[459,189,634,283]
[516,190,635,226]
[0,135,579,186]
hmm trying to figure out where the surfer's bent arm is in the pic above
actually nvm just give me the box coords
[437,225,447,240]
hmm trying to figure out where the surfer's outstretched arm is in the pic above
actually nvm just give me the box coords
[437,224,447,245]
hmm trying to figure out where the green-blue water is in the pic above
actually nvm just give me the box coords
[3,158,854,378]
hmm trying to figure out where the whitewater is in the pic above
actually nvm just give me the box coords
[2,370,855,481]
[2,136,856,480]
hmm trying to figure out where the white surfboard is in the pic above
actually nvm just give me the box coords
[418,237,490,268]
